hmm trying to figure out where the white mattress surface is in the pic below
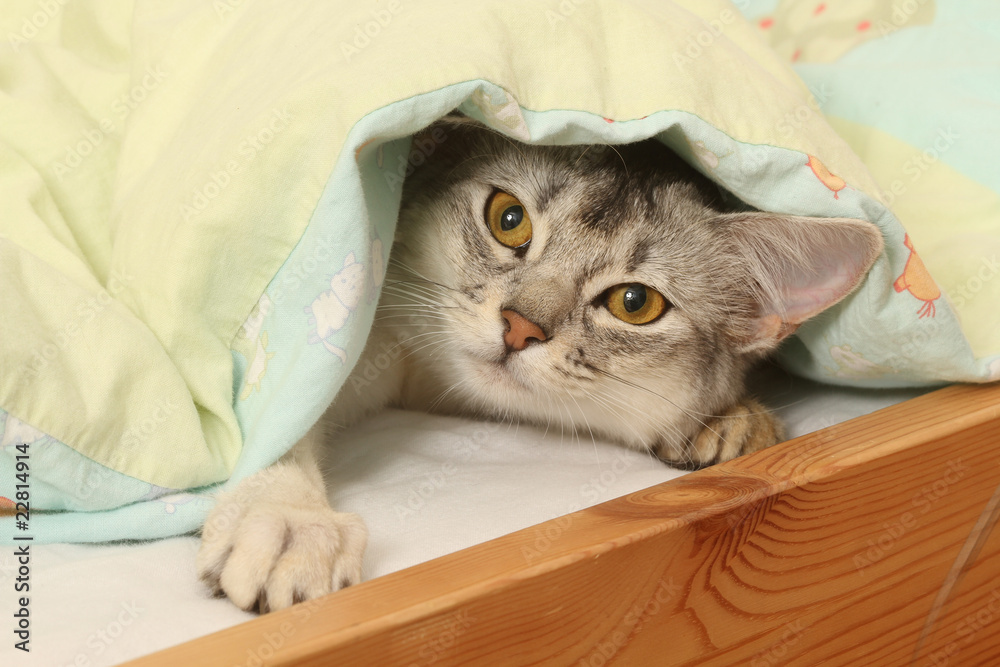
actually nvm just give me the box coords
[1,369,928,666]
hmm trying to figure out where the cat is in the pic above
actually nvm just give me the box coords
[196,116,883,613]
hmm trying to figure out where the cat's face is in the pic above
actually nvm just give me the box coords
[385,120,881,465]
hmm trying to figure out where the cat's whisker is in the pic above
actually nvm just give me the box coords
[390,332,452,362]
[380,290,460,312]
[394,339,451,368]
[753,397,804,413]
[383,278,456,301]
[595,369,730,425]
[382,282,445,302]
[540,392,563,445]
[594,383,700,467]
[379,289,435,306]
[565,390,601,465]
[428,377,470,414]
[555,394,571,447]
[581,389,670,466]
[595,393,690,463]
[493,386,516,439]
[504,403,516,435]
[606,144,630,179]
[381,291,466,316]
[600,374,786,421]
[587,387,665,449]
[546,390,593,453]
[397,329,452,342]
[386,260,465,298]
[374,303,458,312]
[539,392,555,440]
[572,145,593,170]
[373,307,452,317]
[373,320,451,329]
[425,335,453,362]
[373,313,452,325]
[393,332,452,356]
[388,257,455,283]
[382,272,452,293]
[384,277,443,294]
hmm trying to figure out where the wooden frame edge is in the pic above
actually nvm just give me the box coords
[127,382,1000,666]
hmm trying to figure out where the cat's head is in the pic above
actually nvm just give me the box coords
[387,118,882,465]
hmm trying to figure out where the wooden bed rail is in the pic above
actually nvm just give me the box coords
[127,382,1000,666]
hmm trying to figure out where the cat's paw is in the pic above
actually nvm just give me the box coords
[661,398,783,470]
[197,497,367,613]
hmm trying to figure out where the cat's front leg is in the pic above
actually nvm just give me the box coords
[657,398,784,470]
[196,428,367,613]
[197,324,403,611]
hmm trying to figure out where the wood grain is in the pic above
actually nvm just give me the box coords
[126,382,1000,666]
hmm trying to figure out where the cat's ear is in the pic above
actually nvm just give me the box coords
[720,212,883,354]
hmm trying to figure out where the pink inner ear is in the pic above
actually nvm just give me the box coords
[773,247,871,325]
[732,213,883,346]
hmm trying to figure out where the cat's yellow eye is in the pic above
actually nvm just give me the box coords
[606,284,668,325]
[486,190,532,249]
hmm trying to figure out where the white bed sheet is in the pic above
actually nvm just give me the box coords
[2,368,929,666]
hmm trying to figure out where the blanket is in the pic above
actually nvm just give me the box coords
[1,0,997,543]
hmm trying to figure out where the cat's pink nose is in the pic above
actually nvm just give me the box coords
[501,309,547,351]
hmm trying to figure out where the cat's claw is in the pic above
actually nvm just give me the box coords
[197,490,367,613]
